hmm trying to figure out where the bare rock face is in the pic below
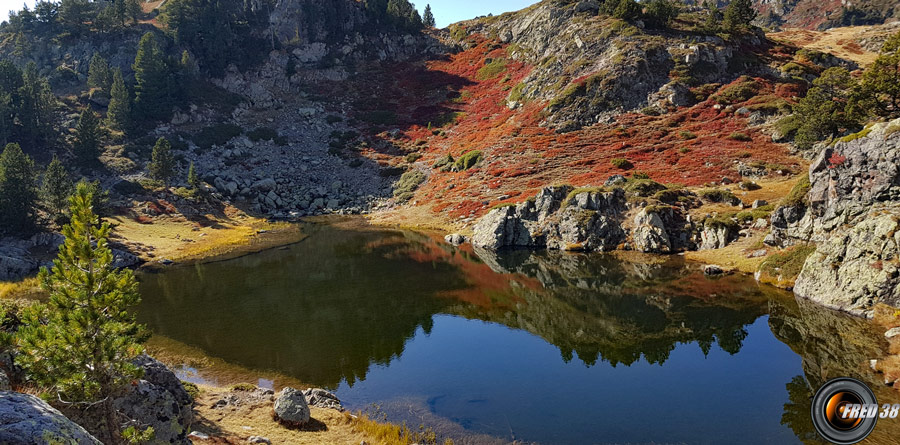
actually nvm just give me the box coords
[771,118,900,316]
[632,209,671,253]
[794,213,900,317]
[0,391,102,445]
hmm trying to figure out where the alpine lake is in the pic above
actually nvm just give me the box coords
[136,218,900,445]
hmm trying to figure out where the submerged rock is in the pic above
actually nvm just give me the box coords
[273,387,310,426]
[0,391,101,444]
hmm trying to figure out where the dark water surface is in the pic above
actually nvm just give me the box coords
[137,220,894,444]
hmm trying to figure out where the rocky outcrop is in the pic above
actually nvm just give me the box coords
[0,391,102,445]
[303,388,343,411]
[0,233,141,281]
[473,185,706,254]
[794,213,900,317]
[273,387,311,426]
[473,186,627,252]
[771,118,900,316]
[63,355,193,445]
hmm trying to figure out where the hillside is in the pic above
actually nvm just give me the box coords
[752,0,900,30]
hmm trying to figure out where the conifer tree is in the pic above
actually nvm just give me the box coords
[0,143,37,235]
[856,31,900,118]
[16,181,145,444]
[187,161,199,189]
[423,4,435,27]
[42,155,73,221]
[18,62,53,144]
[133,32,171,122]
[88,53,112,91]
[73,108,102,164]
[107,68,130,131]
[149,137,174,184]
[703,0,720,32]
[724,0,756,30]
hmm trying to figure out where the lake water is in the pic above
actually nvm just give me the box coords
[136,219,894,444]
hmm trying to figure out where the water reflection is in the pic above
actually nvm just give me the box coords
[137,220,897,444]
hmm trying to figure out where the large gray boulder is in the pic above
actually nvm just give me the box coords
[471,204,537,249]
[0,391,101,444]
[273,387,310,426]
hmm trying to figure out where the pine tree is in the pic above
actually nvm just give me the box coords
[77,178,109,217]
[703,0,720,32]
[794,67,860,151]
[0,143,37,235]
[724,0,756,30]
[42,155,73,221]
[126,0,141,24]
[613,0,641,20]
[856,31,900,118]
[58,0,90,30]
[133,32,171,122]
[423,4,435,27]
[107,68,130,131]
[149,137,175,184]
[18,62,53,144]
[73,108,102,164]
[187,161,199,189]
[88,53,112,91]
[16,181,145,444]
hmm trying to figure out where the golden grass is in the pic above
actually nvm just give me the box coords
[683,231,770,274]
[109,212,302,265]
[192,385,370,444]
[0,277,44,300]
[352,415,451,445]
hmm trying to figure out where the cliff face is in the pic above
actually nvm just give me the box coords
[769,119,900,316]
[752,0,900,30]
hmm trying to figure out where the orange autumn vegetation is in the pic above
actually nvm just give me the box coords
[329,32,804,224]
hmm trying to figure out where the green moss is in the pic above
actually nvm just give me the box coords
[393,170,426,197]
[782,175,810,208]
[837,127,873,143]
[229,383,257,392]
[727,132,752,141]
[775,115,801,138]
[714,76,760,105]
[611,158,633,169]
[432,154,454,170]
[704,214,739,231]
[453,150,483,171]
[698,188,737,203]
[624,179,666,197]
[181,381,199,401]
[759,244,816,282]
[679,130,697,140]
[476,59,508,80]
[508,82,527,103]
